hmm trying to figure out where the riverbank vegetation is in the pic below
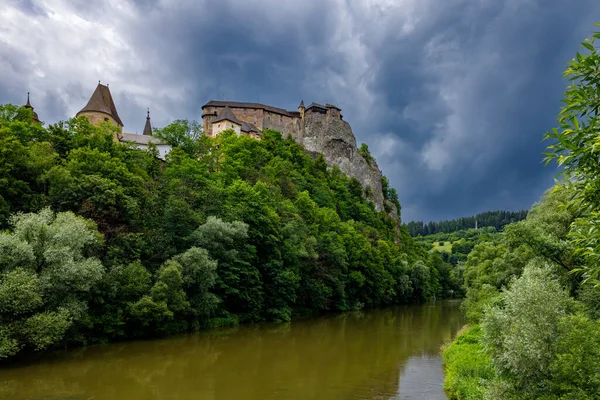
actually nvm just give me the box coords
[0,107,462,359]
[443,28,600,400]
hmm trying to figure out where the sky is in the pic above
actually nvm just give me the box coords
[1,0,599,222]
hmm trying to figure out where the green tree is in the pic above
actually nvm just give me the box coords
[544,27,600,282]
[0,208,104,357]
[154,120,203,157]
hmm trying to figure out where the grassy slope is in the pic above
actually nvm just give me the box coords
[432,241,453,252]
[442,324,494,400]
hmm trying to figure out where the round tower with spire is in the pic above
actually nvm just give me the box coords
[76,82,124,135]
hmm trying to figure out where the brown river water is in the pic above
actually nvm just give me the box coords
[0,301,464,400]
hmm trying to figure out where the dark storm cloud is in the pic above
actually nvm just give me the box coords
[360,0,600,221]
[2,0,600,221]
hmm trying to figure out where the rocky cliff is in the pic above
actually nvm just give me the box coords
[298,113,395,218]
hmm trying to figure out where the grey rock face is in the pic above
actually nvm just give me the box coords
[299,113,387,214]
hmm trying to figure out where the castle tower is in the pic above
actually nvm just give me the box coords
[24,92,41,124]
[76,82,124,134]
[298,100,305,144]
[143,108,152,136]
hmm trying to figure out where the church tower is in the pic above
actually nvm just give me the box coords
[76,82,124,134]
[24,92,41,124]
[143,109,152,136]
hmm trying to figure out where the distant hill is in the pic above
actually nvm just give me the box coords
[406,210,528,237]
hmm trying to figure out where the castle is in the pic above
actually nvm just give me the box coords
[24,83,343,152]
[202,100,343,141]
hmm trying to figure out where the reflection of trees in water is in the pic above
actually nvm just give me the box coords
[0,301,464,400]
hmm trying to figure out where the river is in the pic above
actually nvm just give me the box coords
[0,301,464,400]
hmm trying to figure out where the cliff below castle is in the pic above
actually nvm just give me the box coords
[201,99,399,222]
[298,114,397,220]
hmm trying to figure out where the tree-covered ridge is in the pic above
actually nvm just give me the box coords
[0,107,461,359]
[406,210,527,237]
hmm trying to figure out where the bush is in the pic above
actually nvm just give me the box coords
[442,324,494,400]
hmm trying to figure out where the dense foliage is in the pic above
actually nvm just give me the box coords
[443,28,600,400]
[415,226,502,266]
[0,108,460,359]
[407,210,527,237]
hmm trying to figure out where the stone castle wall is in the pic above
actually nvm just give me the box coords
[77,111,122,132]
[262,110,300,137]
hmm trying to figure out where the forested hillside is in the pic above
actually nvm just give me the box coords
[442,28,600,400]
[407,210,527,237]
[0,106,461,360]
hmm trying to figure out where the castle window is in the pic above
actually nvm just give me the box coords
[104,118,109,122]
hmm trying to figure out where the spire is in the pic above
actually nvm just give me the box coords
[24,92,40,124]
[299,100,305,108]
[76,83,124,127]
[143,108,152,136]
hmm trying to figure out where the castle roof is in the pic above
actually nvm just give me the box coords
[24,92,40,123]
[305,102,342,112]
[240,121,260,134]
[143,109,152,136]
[77,83,124,126]
[203,100,296,118]
[214,105,242,125]
[306,102,327,110]
[121,132,166,146]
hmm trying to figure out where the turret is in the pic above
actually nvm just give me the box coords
[298,100,305,119]
[143,108,152,136]
[76,82,123,134]
[24,92,41,124]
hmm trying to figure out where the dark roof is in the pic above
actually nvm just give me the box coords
[143,109,152,136]
[213,107,260,134]
[299,100,305,107]
[306,102,327,110]
[203,100,296,118]
[77,83,124,126]
[214,105,242,125]
[240,121,260,133]
[325,103,341,111]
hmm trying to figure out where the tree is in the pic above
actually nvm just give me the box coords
[154,120,203,157]
[191,216,263,321]
[481,263,577,399]
[0,208,104,357]
[544,26,600,282]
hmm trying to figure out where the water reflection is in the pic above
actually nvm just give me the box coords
[0,301,464,400]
